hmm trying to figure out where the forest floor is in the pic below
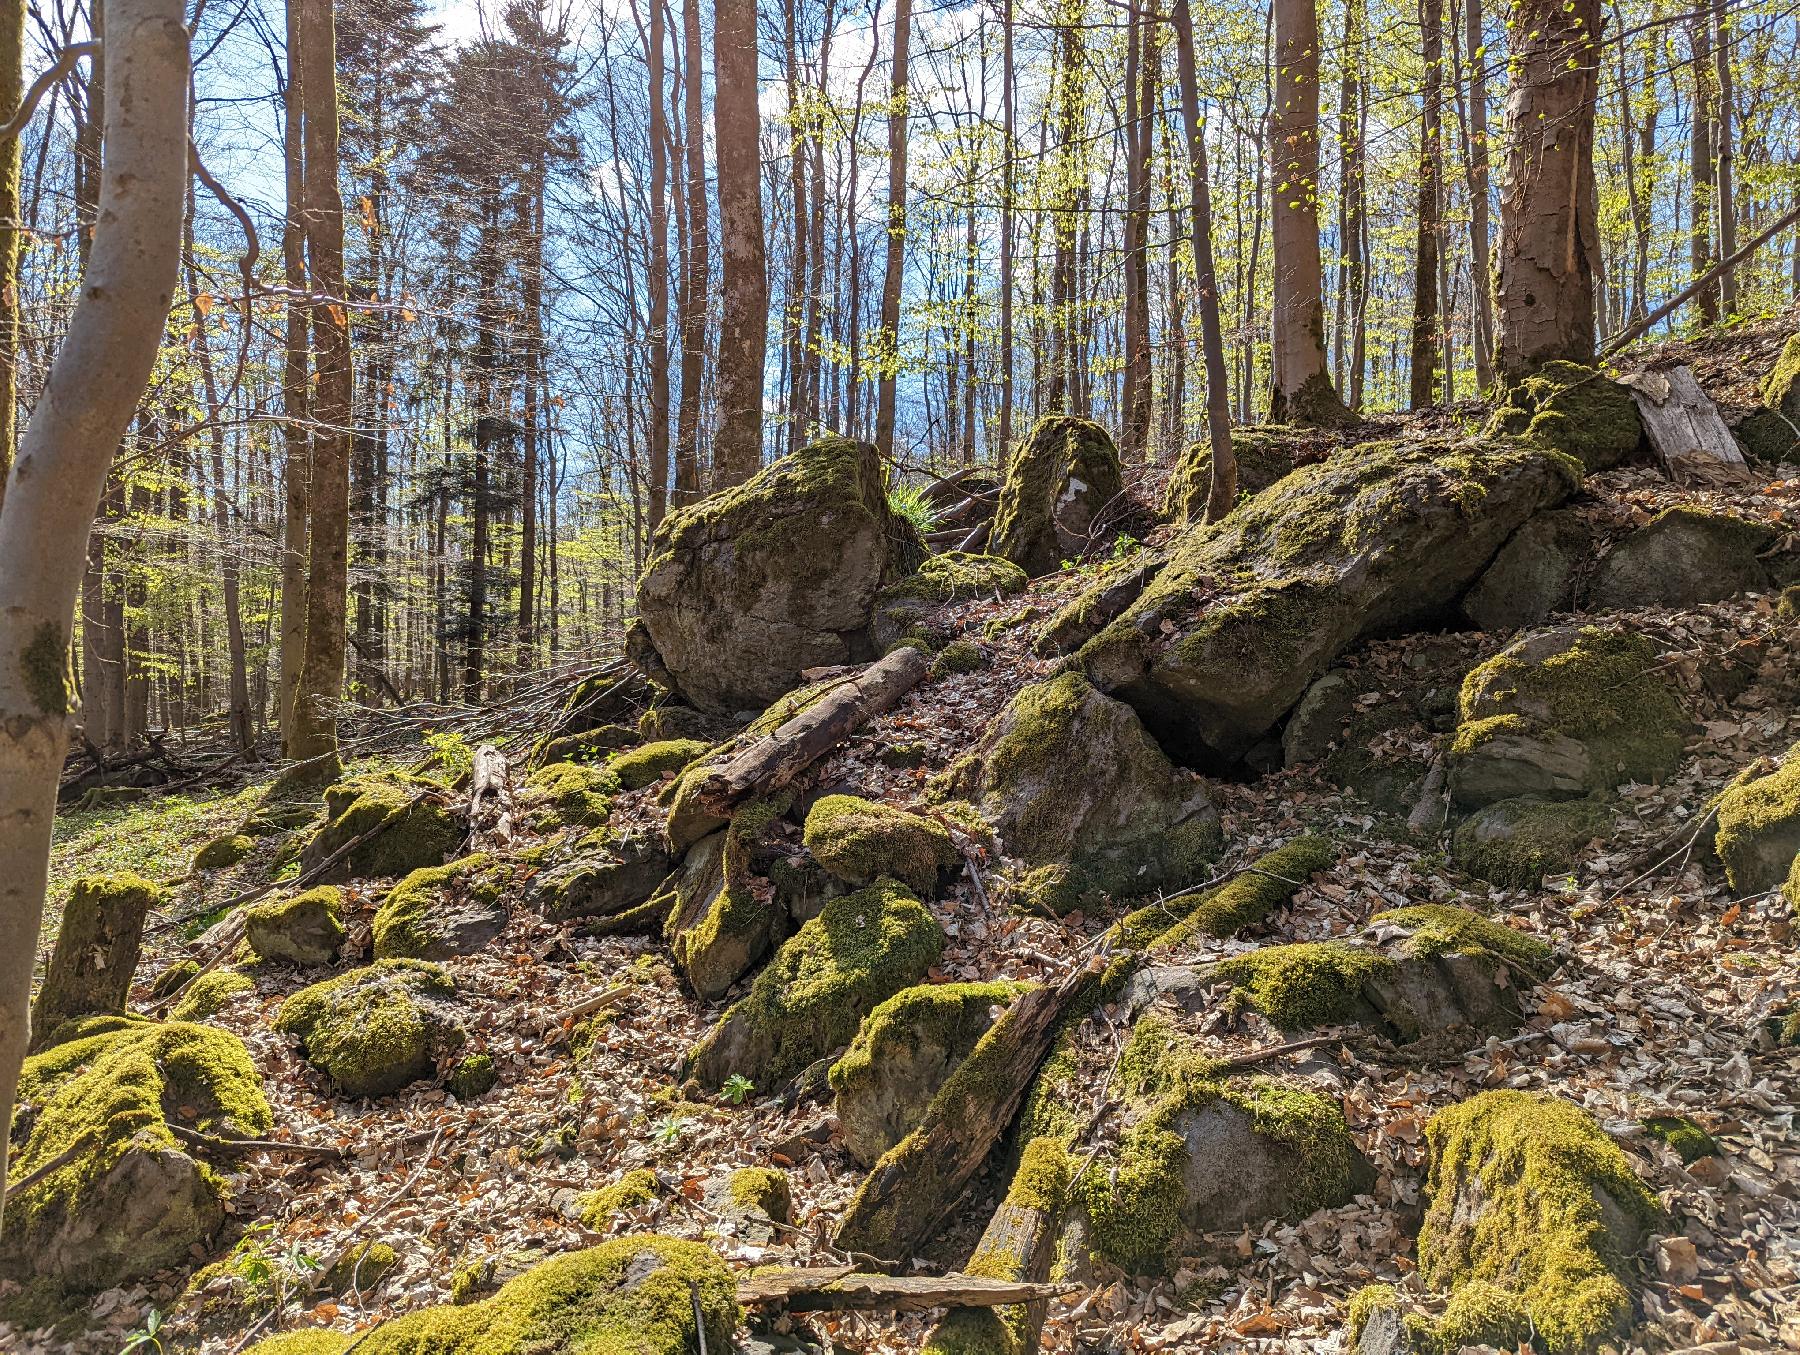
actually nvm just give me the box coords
[14,335,1800,1355]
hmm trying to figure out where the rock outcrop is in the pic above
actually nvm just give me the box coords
[871,551,1027,649]
[1461,508,1593,632]
[1712,744,1800,893]
[1079,439,1582,765]
[372,856,510,960]
[246,885,347,966]
[276,960,467,1098]
[631,436,924,713]
[297,773,462,882]
[989,416,1125,575]
[1589,506,1787,611]
[1161,425,1326,522]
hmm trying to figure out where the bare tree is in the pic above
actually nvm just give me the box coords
[0,0,189,1219]
[873,0,910,460]
[713,0,767,484]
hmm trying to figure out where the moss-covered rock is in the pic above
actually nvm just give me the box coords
[276,960,466,1097]
[241,752,342,837]
[292,1237,738,1355]
[632,435,925,713]
[240,1333,354,1355]
[447,1052,498,1100]
[31,872,160,1041]
[373,855,509,960]
[829,980,1029,1166]
[1462,508,1593,633]
[990,415,1126,575]
[1764,332,1800,425]
[1712,744,1800,894]
[1451,626,1689,808]
[612,738,709,791]
[532,830,673,927]
[930,639,986,678]
[1080,438,1581,765]
[169,967,256,1021]
[1486,361,1644,472]
[685,880,944,1089]
[1116,835,1335,952]
[521,760,619,830]
[664,799,791,1001]
[245,885,346,966]
[1162,426,1326,523]
[193,833,255,871]
[637,702,717,741]
[1589,506,1781,611]
[580,1168,659,1228]
[1,1016,271,1290]
[1733,405,1799,463]
[873,552,1027,649]
[803,794,959,897]
[297,773,462,883]
[1420,1090,1659,1354]
[1452,795,1610,888]
[1641,1113,1719,1164]
[949,671,1220,912]
[535,722,639,767]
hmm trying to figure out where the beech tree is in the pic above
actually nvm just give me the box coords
[0,0,189,1213]
[712,0,767,484]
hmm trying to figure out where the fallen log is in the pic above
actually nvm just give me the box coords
[1623,365,1751,482]
[692,646,930,817]
[832,953,1113,1260]
[737,1267,1075,1314]
[468,742,514,846]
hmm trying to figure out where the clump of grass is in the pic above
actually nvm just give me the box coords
[888,480,940,535]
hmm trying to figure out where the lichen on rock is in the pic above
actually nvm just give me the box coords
[803,794,959,896]
[276,959,467,1097]
[1420,1089,1659,1354]
[684,879,944,1089]
[245,884,347,966]
[989,415,1126,575]
[373,855,510,960]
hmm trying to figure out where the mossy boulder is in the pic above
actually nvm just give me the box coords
[31,872,160,1041]
[1765,332,1800,425]
[1450,626,1689,809]
[1162,425,1325,523]
[1486,361,1644,472]
[613,738,709,792]
[1452,795,1610,889]
[1067,1015,1371,1276]
[580,1168,660,1228]
[1462,508,1593,632]
[702,1167,793,1242]
[276,960,467,1097]
[664,799,791,1001]
[193,833,255,871]
[685,880,944,1089]
[240,1333,354,1355]
[447,1052,498,1099]
[1712,744,1800,893]
[829,980,1029,1166]
[245,885,346,966]
[930,639,986,677]
[989,415,1126,575]
[297,773,462,883]
[521,761,618,830]
[535,722,638,767]
[803,794,959,897]
[872,552,1028,649]
[1641,1113,1719,1165]
[631,435,925,713]
[1420,1090,1659,1354]
[373,855,510,960]
[1080,438,1581,765]
[1,1016,271,1290]
[168,968,256,1022]
[1116,835,1336,952]
[260,1237,738,1355]
[1733,405,1799,463]
[1589,506,1784,611]
[948,671,1219,912]
[532,830,673,929]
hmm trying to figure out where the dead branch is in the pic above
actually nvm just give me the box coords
[738,1268,1077,1313]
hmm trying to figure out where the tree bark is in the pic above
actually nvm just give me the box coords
[1121,5,1157,461]
[1687,14,1717,326]
[674,0,707,505]
[1712,0,1736,317]
[0,0,188,1222]
[998,0,1015,461]
[712,0,768,485]
[277,0,310,748]
[873,0,911,460]
[1460,0,1494,389]
[1409,0,1444,409]
[1268,0,1351,424]
[0,0,21,516]
[1494,0,1603,383]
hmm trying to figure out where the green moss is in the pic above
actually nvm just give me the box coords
[1214,941,1395,1030]
[1435,1279,1531,1351]
[1642,1114,1719,1164]
[241,1334,356,1355]
[275,960,464,1097]
[22,620,71,716]
[326,1240,399,1293]
[1486,362,1643,472]
[1763,333,1800,420]
[341,1236,738,1355]
[1448,712,1529,757]
[881,552,1028,604]
[1119,836,1335,951]
[169,967,256,1021]
[300,773,462,880]
[612,739,709,791]
[246,884,347,966]
[828,980,1028,1098]
[447,1053,498,1100]
[1421,1090,1660,1355]
[666,797,792,999]
[990,416,1125,574]
[3,1016,271,1289]
[374,856,505,960]
[931,639,986,677]
[1371,904,1553,972]
[150,959,202,999]
[725,1167,791,1221]
[1452,796,1610,889]
[687,880,944,1088]
[1713,745,1800,893]
[580,1169,659,1228]
[193,833,256,870]
[1345,1283,1403,1346]
[522,761,619,829]
[803,794,959,895]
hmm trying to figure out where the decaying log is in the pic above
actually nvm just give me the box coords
[1624,365,1752,482]
[32,873,160,1046]
[832,954,1111,1259]
[692,647,930,817]
[468,742,514,846]
[737,1267,1075,1314]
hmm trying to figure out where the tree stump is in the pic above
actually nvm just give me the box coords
[31,872,162,1047]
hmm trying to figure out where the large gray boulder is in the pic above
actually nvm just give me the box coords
[1589,506,1785,611]
[631,436,924,714]
[1461,508,1592,632]
[1079,438,1581,765]
[989,415,1125,575]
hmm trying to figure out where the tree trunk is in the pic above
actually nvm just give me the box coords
[674,0,707,505]
[291,0,354,760]
[873,0,911,459]
[0,0,21,516]
[713,0,768,485]
[1460,0,1494,389]
[1494,0,1602,382]
[1268,0,1351,424]
[998,0,1015,461]
[1688,14,1717,326]
[0,0,188,1222]
[1409,0,1444,409]
[1712,0,1736,317]
[1121,5,1157,461]
[277,0,310,748]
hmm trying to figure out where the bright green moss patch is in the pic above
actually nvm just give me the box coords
[803,794,959,895]
[1642,1114,1719,1164]
[1486,361,1643,472]
[881,552,1028,604]
[1371,904,1553,972]
[1436,1279,1531,1351]
[1421,1090,1660,1355]
[193,833,256,871]
[299,773,462,880]
[580,1168,659,1227]
[726,1167,791,1220]
[241,1333,356,1355]
[1345,1283,1402,1346]
[612,739,708,791]
[276,960,465,1097]
[666,798,791,999]
[1712,744,1800,894]
[447,1053,498,1099]
[170,967,256,1021]
[1214,941,1394,1030]
[1119,835,1335,951]
[523,761,619,829]
[829,980,1028,1098]
[246,884,347,966]
[1763,333,1800,420]
[373,855,506,960]
[931,639,986,677]
[326,1239,399,1293]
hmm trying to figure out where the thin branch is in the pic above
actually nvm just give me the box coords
[0,42,100,144]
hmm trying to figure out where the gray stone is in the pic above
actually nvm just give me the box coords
[989,416,1126,575]
[1462,509,1592,632]
[1448,727,1592,809]
[1589,507,1778,611]
[532,832,673,926]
